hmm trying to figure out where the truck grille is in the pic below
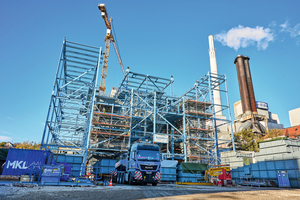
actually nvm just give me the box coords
[140,164,157,170]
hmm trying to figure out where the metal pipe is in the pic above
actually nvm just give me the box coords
[243,57,257,114]
[234,55,251,114]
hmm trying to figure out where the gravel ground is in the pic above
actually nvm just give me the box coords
[1,183,300,200]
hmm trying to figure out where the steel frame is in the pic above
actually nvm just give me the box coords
[89,70,235,166]
[41,39,102,172]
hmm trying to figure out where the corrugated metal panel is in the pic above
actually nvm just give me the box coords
[259,170,268,178]
[238,171,245,177]
[266,161,276,170]
[268,170,277,178]
[252,171,259,178]
[2,148,51,176]
[161,174,176,181]
[231,171,239,178]
[258,161,267,170]
[251,163,259,170]
[289,180,300,188]
[275,160,285,170]
[161,167,176,175]
[94,159,117,167]
[285,160,296,169]
[286,170,297,178]
[55,154,83,164]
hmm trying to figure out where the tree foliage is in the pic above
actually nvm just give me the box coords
[14,141,40,150]
[263,129,284,140]
[234,128,261,152]
[234,128,285,152]
[0,142,7,147]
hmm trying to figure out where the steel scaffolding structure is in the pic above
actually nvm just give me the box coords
[41,39,102,172]
[88,70,235,166]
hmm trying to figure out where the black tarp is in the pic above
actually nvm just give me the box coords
[181,163,208,173]
[0,148,9,161]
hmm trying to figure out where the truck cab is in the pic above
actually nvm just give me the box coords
[116,142,161,186]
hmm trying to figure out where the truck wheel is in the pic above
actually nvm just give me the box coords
[117,174,121,184]
[128,174,133,185]
[213,180,218,186]
[224,180,227,186]
[152,183,157,186]
[121,173,125,184]
[232,180,236,186]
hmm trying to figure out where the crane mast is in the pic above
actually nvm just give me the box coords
[98,4,125,96]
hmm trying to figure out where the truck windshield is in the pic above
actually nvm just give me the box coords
[137,150,160,161]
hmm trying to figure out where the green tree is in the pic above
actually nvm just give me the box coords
[261,129,284,140]
[234,128,262,152]
[0,142,7,147]
[14,141,41,150]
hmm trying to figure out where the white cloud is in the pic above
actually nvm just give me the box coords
[0,135,13,142]
[215,25,274,50]
[269,21,276,27]
[1,130,12,135]
[280,20,300,38]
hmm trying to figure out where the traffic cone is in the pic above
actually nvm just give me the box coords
[109,178,113,186]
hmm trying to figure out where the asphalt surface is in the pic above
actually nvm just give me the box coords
[1,183,300,200]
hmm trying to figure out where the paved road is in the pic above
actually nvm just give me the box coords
[1,184,300,200]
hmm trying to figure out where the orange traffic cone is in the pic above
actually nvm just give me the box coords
[109,178,113,186]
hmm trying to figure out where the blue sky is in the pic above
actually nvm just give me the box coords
[1,0,299,143]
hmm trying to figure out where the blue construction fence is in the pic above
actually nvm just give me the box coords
[231,159,300,188]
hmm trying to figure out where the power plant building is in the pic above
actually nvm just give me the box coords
[233,100,284,132]
[289,107,300,126]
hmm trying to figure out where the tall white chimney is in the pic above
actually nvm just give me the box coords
[208,35,223,116]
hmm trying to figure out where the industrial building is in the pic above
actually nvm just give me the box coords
[231,55,285,134]
[289,107,300,127]
[39,34,236,175]
[2,3,299,191]
[233,100,284,132]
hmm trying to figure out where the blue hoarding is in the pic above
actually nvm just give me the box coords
[2,148,51,176]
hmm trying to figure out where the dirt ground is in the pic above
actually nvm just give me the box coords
[1,183,300,200]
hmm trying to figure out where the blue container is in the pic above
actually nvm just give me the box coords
[266,161,276,170]
[285,160,295,170]
[258,161,267,170]
[2,148,51,176]
[55,154,83,164]
[54,154,83,177]
[251,163,259,170]
[161,174,177,181]
[268,170,277,178]
[275,161,285,170]
[161,167,177,181]
[94,159,117,167]
[41,165,62,183]
[93,159,117,174]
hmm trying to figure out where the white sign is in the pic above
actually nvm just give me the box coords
[256,101,268,110]
[154,134,168,144]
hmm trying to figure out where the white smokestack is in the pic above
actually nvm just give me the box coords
[208,35,223,116]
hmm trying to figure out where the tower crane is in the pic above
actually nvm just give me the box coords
[98,4,125,96]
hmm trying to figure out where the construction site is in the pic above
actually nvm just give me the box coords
[1,2,300,200]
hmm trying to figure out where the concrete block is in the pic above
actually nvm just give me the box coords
[266,148,274,154]
[283,154,294,160]
[256,157,266,162]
